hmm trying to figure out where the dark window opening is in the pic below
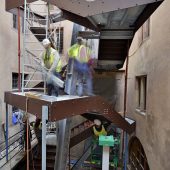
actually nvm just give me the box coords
[13,14,18,29]
[56,28,64,54]
[12,73,28,90]
[129,137,150,170]
[138,18,150,45]
[136,75,147,112]
[13,14,24,33]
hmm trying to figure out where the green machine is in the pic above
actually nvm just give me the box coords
[91,135,120,169]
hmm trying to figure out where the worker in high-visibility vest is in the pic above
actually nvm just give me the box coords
[41,39,62,96]
[93,119,107,137]
[67,36,93,96]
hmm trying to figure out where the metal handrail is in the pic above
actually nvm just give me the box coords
[70,143,92,170]
[0,129,36,168]
[0,129,23,146]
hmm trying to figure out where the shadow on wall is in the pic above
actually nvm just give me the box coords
[93,73,118,107]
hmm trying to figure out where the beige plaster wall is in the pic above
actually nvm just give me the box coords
[0,0,24,142]
[0,0,22,122]
[127,1,170,169]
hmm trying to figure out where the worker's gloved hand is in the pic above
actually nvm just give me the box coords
[46,71,52,84]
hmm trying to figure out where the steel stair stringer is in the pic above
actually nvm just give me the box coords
[4,92,136,135]
[50,95,136,134]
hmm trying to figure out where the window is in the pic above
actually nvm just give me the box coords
[138,18,150,45]
[136,75,147,112]
[129,137,150,170]
[13,14,24,33]
[56,28,64,54]
[13,14,18,29]
[12,73,27,90]
[143,19,150,40]
[12,73,26,112]
[12,73,20,89]
[22,17,24,33]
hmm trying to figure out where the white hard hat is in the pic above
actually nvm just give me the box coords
[94,119,101,126]
[42,38,51,47]
[77,36,83,40]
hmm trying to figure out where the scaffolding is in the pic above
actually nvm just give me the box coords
[21,0,63,93]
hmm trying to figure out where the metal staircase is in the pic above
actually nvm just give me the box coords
[70,120,94,148]
[22,1,47,92]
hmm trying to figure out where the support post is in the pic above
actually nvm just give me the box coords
[55,119,66,169]
[55,118,71,170]
[99,135,114,170]
[124,132,128,170]
[5,104,8,161]
[102,146,110,170]
[42,106,48,170]
[18,7,21,92]
[22,0,27,93]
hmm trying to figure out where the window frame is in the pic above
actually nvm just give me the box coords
[12,14,24,33]
[13,14,18,29]
[138,18,150,46]
[135,75,147,114]
[12,73,28,90]
[143,18,150,41]
[129,137,150,170]
[56,27,64,54]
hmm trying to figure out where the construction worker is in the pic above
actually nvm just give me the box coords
[41,38,62,96]
[67,36,93,96]
[93,119,107,137]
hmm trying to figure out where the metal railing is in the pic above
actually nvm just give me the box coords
[0,128,36,169]
[0,121,57,169]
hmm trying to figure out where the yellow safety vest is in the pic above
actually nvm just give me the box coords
[68,44,90,63]
[43,47,62,73]
[68,44,80,59]
[93,125,107,137]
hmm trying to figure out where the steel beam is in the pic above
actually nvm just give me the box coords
[44,0,164,17]
[42,106,48,170]
[134,2,163,32]
[5,0,36,11]
[70,126,93,148]
[55,118,71,170]
[60,9,99,32]
[4,92,135,134]
[5,104,8,162]
[100,30,134,40]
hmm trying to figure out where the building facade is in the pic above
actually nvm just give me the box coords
[126,0,170,169]
[0,0,22,142]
